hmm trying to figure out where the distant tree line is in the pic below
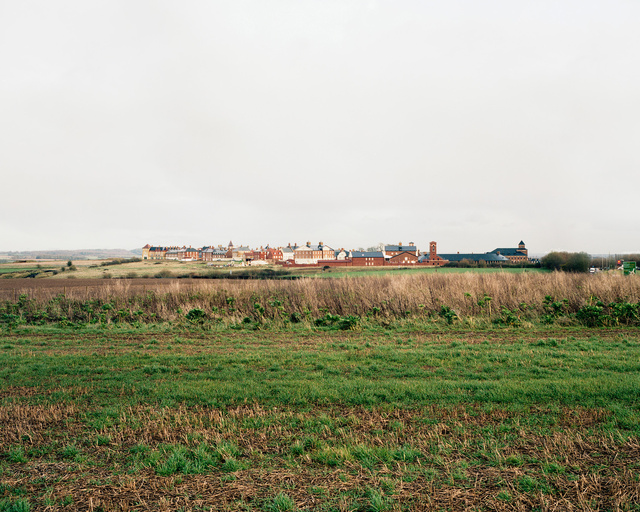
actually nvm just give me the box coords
[541,252,591,272]
[541,252,640,273]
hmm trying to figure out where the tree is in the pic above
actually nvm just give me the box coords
[564,252,591,273]
[541,251,590,273]
[541,252,568,271]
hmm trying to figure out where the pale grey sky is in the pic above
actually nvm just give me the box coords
[1,1,639,254]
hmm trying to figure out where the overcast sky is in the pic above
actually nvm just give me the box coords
[1,1,639,255]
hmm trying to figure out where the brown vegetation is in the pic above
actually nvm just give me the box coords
[2,272,639,323]
[1,399,639,511]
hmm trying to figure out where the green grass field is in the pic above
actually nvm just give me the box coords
[303,266,546,278]
[0,268,39,275]
[1,325,639,510]
[0,258,545,281]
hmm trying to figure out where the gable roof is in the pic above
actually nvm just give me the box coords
[295,244,333,252]
[438,253,509,262]
[389,251,419,259]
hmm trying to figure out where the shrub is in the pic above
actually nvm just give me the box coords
[315,313,360,330]
[439,306,457,325]
[576,305,608,327]
[541,295,568,324]
[186,308,207,323]
[337,315,360,330]
[609,302,639,325]
[493,307,521,326]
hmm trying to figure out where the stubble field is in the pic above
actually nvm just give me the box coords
[1,327,640,511]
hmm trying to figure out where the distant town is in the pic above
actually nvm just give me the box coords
[142,240,530,268]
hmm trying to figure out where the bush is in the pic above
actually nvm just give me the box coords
[439,306,458,325]
[186,308,207,323]
[315,313,360,330]
[609,302,639,325]
[100,258,142,267]
[493,307,521,326]
[576,305,608,327]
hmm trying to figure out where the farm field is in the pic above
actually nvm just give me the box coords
[293,266,546,279]
[0,278,205,302]
[0,260,213,281]
[1,326,640,511]
[0,258,546,282]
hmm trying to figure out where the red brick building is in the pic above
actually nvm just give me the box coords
[488,241,529,263]
[351,251,385,266]
[294,242,335,264]
[388,251,419,265]
[265,247,283,262]
[417,241,448,266]
[384,242,418,258]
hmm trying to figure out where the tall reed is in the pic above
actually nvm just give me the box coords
[2,272,639,327]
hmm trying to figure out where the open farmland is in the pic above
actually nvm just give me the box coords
[1,272,640,510]
[1,327,640,510]
[0,258,545,282]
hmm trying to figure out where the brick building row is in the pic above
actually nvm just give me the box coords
[142,241,529,267]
